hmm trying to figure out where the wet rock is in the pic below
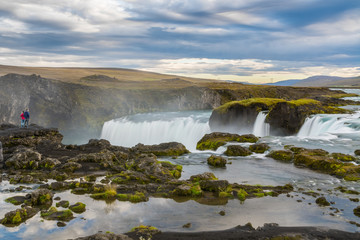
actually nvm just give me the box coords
[9,175,36,184]
[57,221,67,227]
[331,153,356,162]
[129,225,161,239]
[199,180,229,192]
[196,132,258,151]
[61,162,82,172]
[354,150,360,156]
[75,232,132,240]
[132,142,189,156]
[56,200,70,208]
[354,206,360,217]
[40,207,74,221]
[5,148,42,170]
[25,189,53,208]
[249,143,270,153]
[190,172,217,182]
[316,197,330,206]
[5,196,27,205]
[69,202,86,213]
[219,210,226,216]
[267,150,293,162]
[183,222,192,228]
[207,155,227,167]
[0,207,39,226]
[54,196,61,201]
[224,145,252,156]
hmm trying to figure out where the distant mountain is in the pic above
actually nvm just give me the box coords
[267,75,360,87]
[265,79,301,86]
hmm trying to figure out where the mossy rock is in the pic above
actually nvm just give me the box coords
[1,207,38,226]
[199,180,229,192]
[237,189,248,201]
[190,172,217,182]
[354,150,360,156]
[196,132,258,151]
[331,153,356,162]
[172,183,202,197]
[130,224,161,238]
[267,150,293,162]
[354,206,360,217]
[207,155,227,167]
[56,200,70,208]
[294,154,342,173]
[249,143,270,153]
[301,149,329,156]
[69,202,86,213]
[40,207,74,221]
[5,196,27,206]
[315,197,330,206]
[117,192,148,203]
[224,145,252,156]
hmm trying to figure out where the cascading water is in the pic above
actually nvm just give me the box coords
[297,111,360,140]
[100,111,211,151]
[252,111,270,137]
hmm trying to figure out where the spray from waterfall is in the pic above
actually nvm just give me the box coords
[252,111,270,137]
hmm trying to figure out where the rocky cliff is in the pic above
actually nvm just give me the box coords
[0,73,345,142]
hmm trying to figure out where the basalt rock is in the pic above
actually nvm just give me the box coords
[207,155,227,167]
[196,132,258,151]
[132,142,189,156]
[267,150,293,162]
[249,143,270,153]
[224,145,252,157]
[0,207,39,226]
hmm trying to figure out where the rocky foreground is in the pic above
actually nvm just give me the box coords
[1,124,360,239]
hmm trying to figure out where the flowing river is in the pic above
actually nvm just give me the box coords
[1,90,360,239]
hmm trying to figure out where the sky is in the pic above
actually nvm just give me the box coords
[0,0,359,83]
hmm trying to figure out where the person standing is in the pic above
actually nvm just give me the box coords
[24,109,30,128]
[20,111,25,128]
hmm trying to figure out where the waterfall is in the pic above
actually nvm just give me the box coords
[100,111,211,151]
[297,111,360,139]
[252,111,270,137]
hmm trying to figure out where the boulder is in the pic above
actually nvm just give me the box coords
[316,197,330,206]
[0,207,38,226]
[207,155,227,167]
[196,132,258,151]
[69,202,86,213]
[331,153,356,162]
[199,180,229,192]
[5,148,42,170]
[249,143,270,153]
[224,145,252,156]
[40,207,74,221]
[267,150,293,162]
[56,200,70,208]
[25,189,53,207]
[132,142,189,156]
[190,172,217,182]
[354,150,360,156]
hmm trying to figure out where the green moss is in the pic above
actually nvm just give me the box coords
[69,202,86,213]
[12,211,22,224]
[331,153,356,162]
[190,182,203,197]
[39,194,52,205]
[267,150,293,162]
[215,98,286,113]
[237,189,248,201]
[288,98,320,106]
[197,140,227,151]
[207,155,227,167]
[5,197,24,205]
[253,193,265,198]
[116,192,148,203]
[130,225,159,233]
[219,191,232,198]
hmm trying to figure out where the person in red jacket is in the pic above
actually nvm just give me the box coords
[20,111,25,128]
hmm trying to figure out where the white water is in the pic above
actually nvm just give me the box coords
[252,111,270,137]
[100,111,211,151]
[297,111,360,140]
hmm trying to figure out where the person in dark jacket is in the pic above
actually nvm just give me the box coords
[24,109,30,128]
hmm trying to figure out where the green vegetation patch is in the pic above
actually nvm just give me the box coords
[215,98,286,113]
[69,202,86,213]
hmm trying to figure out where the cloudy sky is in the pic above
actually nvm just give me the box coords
[0,0,359,83]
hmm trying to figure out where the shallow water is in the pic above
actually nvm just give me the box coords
[1,89,360,238]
